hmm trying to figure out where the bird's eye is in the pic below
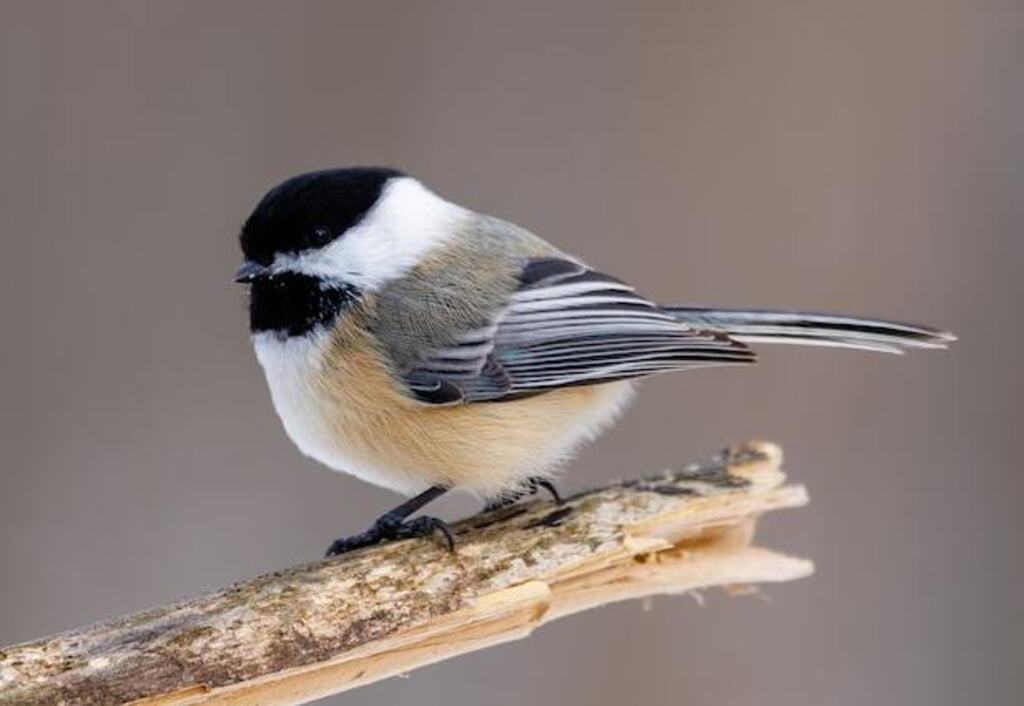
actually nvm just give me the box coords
[309,226,333,248]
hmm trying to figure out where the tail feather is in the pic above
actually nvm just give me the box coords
[664,307,955,355]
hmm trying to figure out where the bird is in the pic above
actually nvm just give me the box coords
[234,167,954,556]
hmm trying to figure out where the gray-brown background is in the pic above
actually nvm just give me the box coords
[1,2,1021,705]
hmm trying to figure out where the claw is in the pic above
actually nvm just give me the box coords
[325,515,455,557]
[405,516,455,551]
[483,477,565,513]
[531,478,564,505]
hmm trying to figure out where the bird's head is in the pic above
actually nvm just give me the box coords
[236,167,463,337]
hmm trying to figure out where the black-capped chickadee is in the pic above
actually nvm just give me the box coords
[235,167,953,556]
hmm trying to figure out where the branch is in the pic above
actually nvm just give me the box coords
[0,441,811,706]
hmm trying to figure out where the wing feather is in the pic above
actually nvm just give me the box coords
[402,257,753,403]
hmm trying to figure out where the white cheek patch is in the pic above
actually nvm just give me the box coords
[275,177,466,291]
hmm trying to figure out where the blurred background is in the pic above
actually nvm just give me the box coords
[1,2,1021,705]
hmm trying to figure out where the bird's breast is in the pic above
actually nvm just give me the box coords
[253,319,636,497]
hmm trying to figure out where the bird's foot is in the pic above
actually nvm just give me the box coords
[325,514,455,557]
[529,477,564,505]
[484,476,564,512]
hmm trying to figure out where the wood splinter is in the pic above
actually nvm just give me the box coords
[0,441,812,706]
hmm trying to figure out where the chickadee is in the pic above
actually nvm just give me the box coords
[235,167,953,556]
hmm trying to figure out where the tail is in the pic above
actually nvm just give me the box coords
[664,307,955,354]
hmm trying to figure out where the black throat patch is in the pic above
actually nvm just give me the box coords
[248,273,359,337]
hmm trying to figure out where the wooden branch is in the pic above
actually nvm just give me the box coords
[0,441,811,706]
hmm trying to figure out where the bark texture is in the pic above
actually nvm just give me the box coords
[0,441,811,706]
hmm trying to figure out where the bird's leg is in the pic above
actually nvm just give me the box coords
[325,485,453,557]
[483,476,564,512]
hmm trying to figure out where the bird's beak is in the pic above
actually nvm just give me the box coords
[234,261,270,283]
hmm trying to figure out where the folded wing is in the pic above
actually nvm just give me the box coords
[403,258,754,404]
